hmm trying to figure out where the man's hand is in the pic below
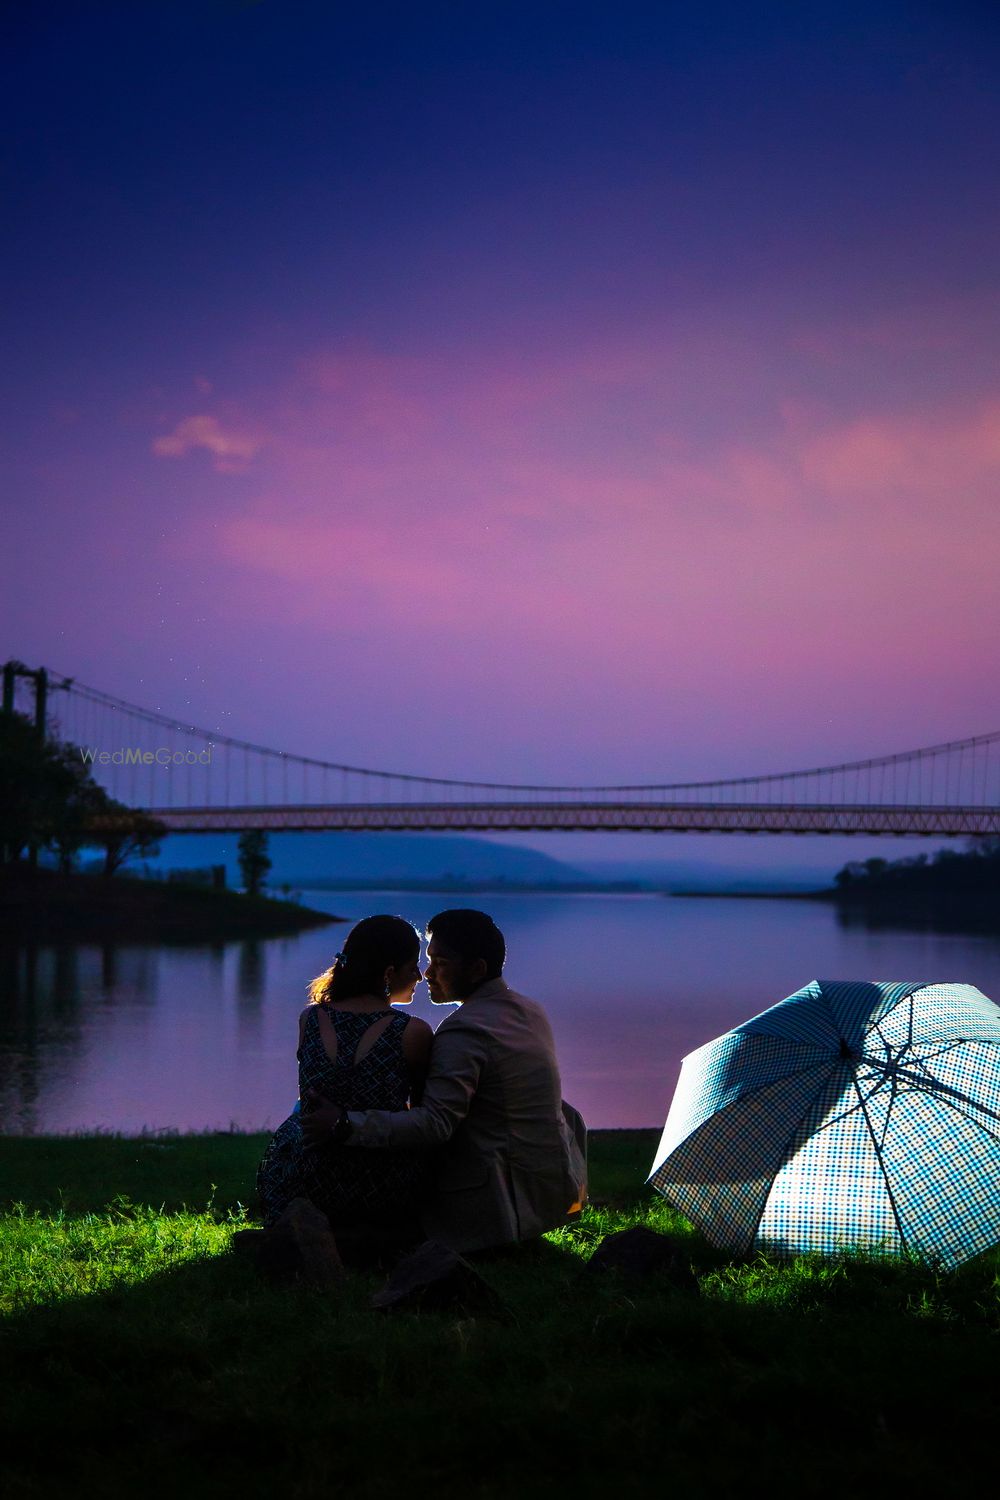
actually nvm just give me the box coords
[300,1090,349,1149]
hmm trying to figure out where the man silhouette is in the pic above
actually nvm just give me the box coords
[302,908,587,1253]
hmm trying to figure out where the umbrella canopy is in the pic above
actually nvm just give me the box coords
[648,979,1000,1268]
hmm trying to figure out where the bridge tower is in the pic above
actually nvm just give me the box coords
[2,660,50,742]
[1,661,71,744]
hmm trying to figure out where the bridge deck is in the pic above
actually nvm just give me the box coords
[113,802,1000,837]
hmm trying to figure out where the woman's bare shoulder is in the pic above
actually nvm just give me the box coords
[403,1015,434,1037]
[401,1015,434,1059]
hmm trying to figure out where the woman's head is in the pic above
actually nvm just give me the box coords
[309,914,421,1007]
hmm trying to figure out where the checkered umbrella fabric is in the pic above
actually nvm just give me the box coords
[647,980,1000,1268]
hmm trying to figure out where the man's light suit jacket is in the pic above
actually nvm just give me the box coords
[346,978,588,1253]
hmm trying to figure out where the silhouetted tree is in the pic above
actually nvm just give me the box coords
[833,842,1000,907]
[237,830,272,896]
[0,710,103,865]
[91,798,168,877]
[0,710,170,877]
[50,764,115,873]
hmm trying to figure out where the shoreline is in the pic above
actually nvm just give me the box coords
[0,865,343,943]
[667,887,828,900]
[673,884,1000,934]
[285,878,654,895]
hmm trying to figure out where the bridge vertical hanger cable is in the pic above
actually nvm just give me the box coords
[983,740,991,806]
[125,709,133,805]
[28,669,1000,835]
[961,740,968,803]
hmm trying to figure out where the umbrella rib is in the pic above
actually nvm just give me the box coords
[865,994,913,1054]
[846,1061,910,1254]
[745,1070,877,1248]
[912,1038,996,1064]
[815,1078,883,1131]
[909,1089,1000,1145]
[849,1066,899,1153]
[857,1060,1000,1123]
[879,1067,901,1153]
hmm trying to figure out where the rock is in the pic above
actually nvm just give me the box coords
[586,1227,699,1292]
[232,1197,345,1288]
[231,1227,301,1282]
[372,1239,507,1316]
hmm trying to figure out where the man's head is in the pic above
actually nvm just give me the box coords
[424,909,506,1005]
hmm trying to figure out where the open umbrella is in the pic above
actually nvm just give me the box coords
[647,979,1000,1268]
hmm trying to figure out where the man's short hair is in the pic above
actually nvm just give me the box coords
[426,909,506,980]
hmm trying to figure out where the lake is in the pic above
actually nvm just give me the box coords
[3,890,1000,1135]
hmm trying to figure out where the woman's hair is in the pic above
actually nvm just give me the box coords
[308,914,420,1006]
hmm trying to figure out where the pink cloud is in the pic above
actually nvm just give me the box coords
[152,414,261,472]
[185,338,1000,581]
[152,328,999,764]
[799,400,1000,497]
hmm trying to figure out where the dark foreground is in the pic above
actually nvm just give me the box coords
[1,1130,998,1498]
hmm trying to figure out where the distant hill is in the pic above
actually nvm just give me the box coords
[87,830,843,893]
[580,858,831,893]
[279,833,595,887]
[127,831,593,889]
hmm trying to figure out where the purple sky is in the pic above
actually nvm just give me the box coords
[4,3,999,871]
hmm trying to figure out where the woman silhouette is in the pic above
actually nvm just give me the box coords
[256,915,432,1246]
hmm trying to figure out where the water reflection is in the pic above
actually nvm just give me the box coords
[0,893,998,1134]
[834,904,1000,937]
[237,939,266,1008]
[0,942,167,1133]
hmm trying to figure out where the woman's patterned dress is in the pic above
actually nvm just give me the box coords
[256,1005,425,1228]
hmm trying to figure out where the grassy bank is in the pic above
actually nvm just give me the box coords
[1,1131,998,1497]
[0,865,341,942]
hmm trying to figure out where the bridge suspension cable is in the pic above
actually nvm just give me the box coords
[7,663,995,834]
[39,670,1000,797]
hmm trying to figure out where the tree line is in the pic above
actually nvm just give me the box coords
[834,838,1000,899]
[0,709,274,893]
[0,709,166,874]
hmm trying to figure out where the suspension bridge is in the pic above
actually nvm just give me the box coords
[6,663,1000,838]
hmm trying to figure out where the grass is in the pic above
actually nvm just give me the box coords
[1,1129,998,1497]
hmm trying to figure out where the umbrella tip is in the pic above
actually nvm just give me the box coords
[838,1037,857,1061]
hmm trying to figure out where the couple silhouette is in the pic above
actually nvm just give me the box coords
[256,908,587,1260]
